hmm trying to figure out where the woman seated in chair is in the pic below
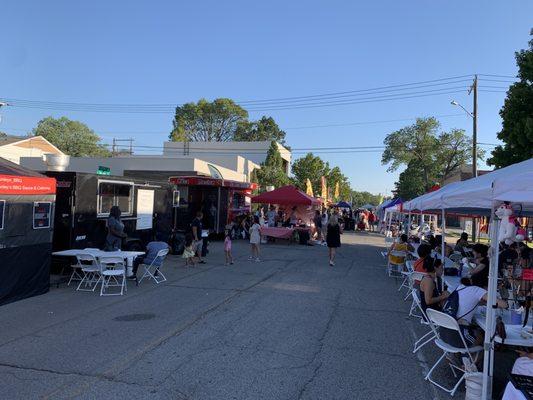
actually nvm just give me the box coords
[419,257,449,313]
[387,234,413,266]
[439,278,508,348]
[469,243,490,288]
[454,232,470,254]
[434,235,454,258]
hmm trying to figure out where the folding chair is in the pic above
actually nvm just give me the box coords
[76,253,102,292]
[410,289,439,353]
[398,260,414,292]
[67,262,84,286]
[407,271,427,316]
[424,309,483,396]
[139,249,169,284]
[387,250,406,278]
[99,257,127,296]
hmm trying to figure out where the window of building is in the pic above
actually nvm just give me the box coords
[33,202,52,229]
[97,180,134,216]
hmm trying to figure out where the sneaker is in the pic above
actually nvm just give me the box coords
[248,256,254,260]
[329,261,334,267]
[230,262,234,265]
[255,258,261,262]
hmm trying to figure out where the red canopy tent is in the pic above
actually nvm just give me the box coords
[251,185,321,206]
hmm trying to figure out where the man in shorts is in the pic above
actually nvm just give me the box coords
[191,211,206,264]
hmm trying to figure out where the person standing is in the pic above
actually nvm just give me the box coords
[249,215,261,262]
[266,205,277,227]
[326,214,341,266]
[321,208,329,244]
[313,210,323,242]
[190,211,206,264]
[105,206,127,251]
[224,230,234,265]
[368,211,376,232]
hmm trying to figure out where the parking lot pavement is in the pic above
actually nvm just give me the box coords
[1,232,455,399]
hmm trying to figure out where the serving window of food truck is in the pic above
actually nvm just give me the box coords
[169,176,256,234]
[97,180,134,216]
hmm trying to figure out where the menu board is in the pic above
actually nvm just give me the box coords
[33,202,51,229]
[136,189,154,230]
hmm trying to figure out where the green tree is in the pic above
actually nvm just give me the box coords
[327,166,351,200]
[291,153,330,194]
[393,161,429,200]
[254,141,290,190]
[488,31,533,167]
[382,117,475,196]
[234,116,287,144]
[32,116,110,157]
[351,190,383,208]
[170,98,248,142]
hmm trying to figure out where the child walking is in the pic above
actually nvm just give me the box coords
[182,233,196,267]
[249,215,261,262]
[224,230,234,265]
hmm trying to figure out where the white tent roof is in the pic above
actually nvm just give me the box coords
[493,168,533,213]
[403,158,533,215]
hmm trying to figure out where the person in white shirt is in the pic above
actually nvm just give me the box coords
[266,205,277,227]
[249,215,261,262]
[440,280,507,348]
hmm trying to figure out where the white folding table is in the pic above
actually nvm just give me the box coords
[53,249,145,267]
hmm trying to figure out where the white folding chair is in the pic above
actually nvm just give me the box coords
[387,250,406,277]
[407,271,427,316]
[76,253,102,292]
[410,289,439,353]
[139,249,169,284]
[67,262,84,286]
[398,260,414,292]
[424,309,483,396]
[98,256,127,296]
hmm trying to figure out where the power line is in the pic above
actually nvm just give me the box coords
[477,73,518,79]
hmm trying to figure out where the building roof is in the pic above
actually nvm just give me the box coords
[0,157,47,177]
[0,135,63,154]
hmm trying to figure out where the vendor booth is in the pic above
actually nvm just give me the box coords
[251,185,321,242]
[0,158,56,305]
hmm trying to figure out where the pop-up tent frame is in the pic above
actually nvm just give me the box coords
[401,158,533,399]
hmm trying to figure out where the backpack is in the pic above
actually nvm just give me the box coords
[442,287,466,319]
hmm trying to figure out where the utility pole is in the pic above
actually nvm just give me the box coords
[112,138,116,156]
[469,75,478,241]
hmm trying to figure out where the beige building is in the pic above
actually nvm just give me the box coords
[163,140,291,175]
[0,135,64,164]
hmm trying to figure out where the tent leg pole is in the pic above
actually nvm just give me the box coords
[441,209,446,292]
[482,205,500,400]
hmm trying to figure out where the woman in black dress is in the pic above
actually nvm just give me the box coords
[326,214,341,266]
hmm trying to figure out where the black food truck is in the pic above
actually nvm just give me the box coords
[47,172,175,268]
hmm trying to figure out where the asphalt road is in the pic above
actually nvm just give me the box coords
[0,232,457,399]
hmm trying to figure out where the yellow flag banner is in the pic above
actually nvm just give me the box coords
[334,182,340,200]
[321,176,327,200]
[305,179,314,197]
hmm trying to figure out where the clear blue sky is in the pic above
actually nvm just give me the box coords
[1,1,531,195]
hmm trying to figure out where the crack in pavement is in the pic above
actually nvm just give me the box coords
[296,291,341,400]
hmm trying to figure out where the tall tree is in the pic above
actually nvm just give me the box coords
[392,161,429,200]
[327,166,351,200]
[32,116,110,157]
[170,98,248,142]
[381,117,440,191]
[291,153,330,195]
[382,117,474,196]
[254,141,290,190]
[234,116,287,144]
[488,31,533,167]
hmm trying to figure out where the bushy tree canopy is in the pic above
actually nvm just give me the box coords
[234,116,287,144]
[32,116,110,157]
[488,31,533,167]
[254,141,290,190]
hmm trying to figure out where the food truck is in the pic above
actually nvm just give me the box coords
[169,176,257,235]
[47,171,175,257]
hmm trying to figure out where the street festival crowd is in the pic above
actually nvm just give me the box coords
[385,215,533,398]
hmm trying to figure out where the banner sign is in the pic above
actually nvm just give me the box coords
[169,176,256,190]
[0,175,56,195]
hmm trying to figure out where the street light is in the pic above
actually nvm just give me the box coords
[450,100,474,118]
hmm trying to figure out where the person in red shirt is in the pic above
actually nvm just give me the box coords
[414,243,433,284]
[368,211,376,232]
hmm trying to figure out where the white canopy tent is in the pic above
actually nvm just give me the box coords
[399,158,533,399]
